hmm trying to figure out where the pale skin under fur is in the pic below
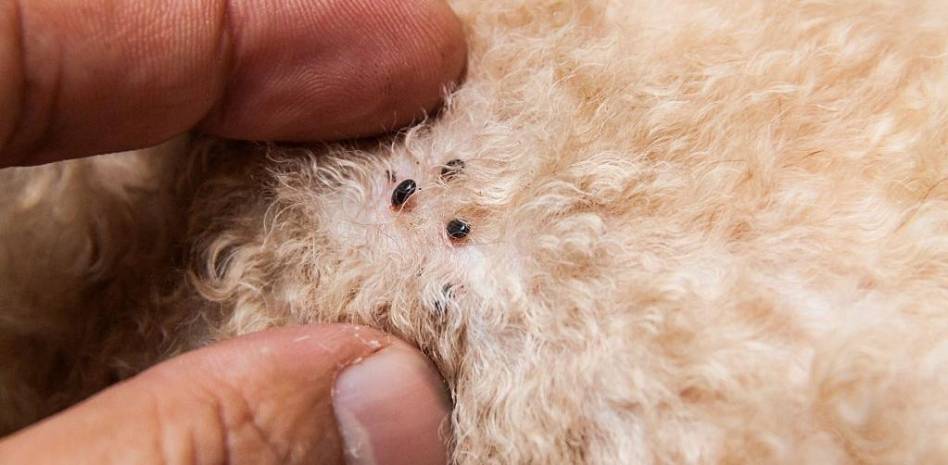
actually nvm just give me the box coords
[3,0,948,463]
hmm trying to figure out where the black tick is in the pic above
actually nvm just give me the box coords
[446,219,471,240]
[392,179,417,207]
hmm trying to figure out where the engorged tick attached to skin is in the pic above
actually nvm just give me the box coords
[446,219,471,240]
[392,179,417,208]
[441,159,465,181]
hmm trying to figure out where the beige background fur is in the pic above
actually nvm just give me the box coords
[3,0,948,463]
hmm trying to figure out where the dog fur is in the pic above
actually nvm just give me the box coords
[3,0,948,463]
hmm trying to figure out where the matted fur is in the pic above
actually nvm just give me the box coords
[3,0,948,463]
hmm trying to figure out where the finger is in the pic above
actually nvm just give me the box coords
[0,0,467,167]
[0,325,453,465]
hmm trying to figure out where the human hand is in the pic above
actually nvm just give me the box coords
[0,325,454,465]
[0,0,466,166]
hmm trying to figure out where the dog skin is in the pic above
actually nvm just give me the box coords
[3,0,948,464]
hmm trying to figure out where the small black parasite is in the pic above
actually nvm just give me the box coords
[391,179,417,207]
[442,283,456,299]
[434,284,454,313]
[446,219,471,240]
[434,284,455,316]
[386,170,397,183]
[440,159,465,181]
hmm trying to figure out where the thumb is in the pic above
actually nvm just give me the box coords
[0,325,452,465]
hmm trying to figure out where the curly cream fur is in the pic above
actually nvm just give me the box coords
[4,0,948,463]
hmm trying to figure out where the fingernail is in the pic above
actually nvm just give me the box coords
[333,343,453,465]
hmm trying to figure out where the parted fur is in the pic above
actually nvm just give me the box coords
[3,1,948,463]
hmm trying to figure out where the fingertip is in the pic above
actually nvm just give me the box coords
[334,341,453,465]
[356,0,469,135]
[176,325,453,465]
[199,0,468,142]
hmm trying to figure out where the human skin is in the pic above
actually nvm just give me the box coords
[0,0,467,463]
[0,325,454,465]
[0,0,467,166]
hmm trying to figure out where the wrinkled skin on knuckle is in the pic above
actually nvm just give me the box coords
[146,374,283,465]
